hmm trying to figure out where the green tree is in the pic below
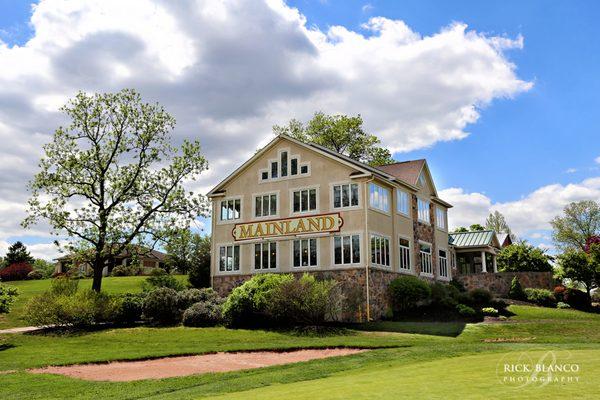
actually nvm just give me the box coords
[485,211,511,234]
[165,228,211,283]
[273,112,395,166]
[23,89,209,292]
[551,200,600,251]
[557,247,600,305]
[469,224,485,231]
[453,227,469,233]
[497,243,553,272]
[4,241,34,266]
[188,235,211,288]
[32,259,56,279]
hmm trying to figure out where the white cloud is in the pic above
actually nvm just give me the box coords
[595,156,600,164]
[565,168,577,174]
[0,0,531,248]
[441,177,600,238]
[362,3,374,13]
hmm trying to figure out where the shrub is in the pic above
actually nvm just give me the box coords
[0,284,19,314]
[266,274,342,326]
[449,278,466,293]
[177,288,220,311]
[557,301,571,309]
[564,288,590,310]
[182,301,223,327]
[388,276,431,314]
[147,267,167,276]
[222,274,294,327]
[524,288,556,307]
[429,282,457,309]
[469,288,493,306]
[142,273,184,292]
[553,285,567,302]
[114,293,146,324]
[591,290,600,304]
[27,270,44,280]
[0,262,33,281]
[142,287,180,324]
[508,276,526,300]
[482,307,499,317]
[25,289,119,328]
[456,303,476,318]
[111,264,141,277]
[50,277,79,296]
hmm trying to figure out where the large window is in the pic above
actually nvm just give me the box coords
[219,245,240,272]
[220,198,241,221]
[417,198,430,223]
[370,234,390,267]
[397,189,409,215]
[420,242,432,275]
[436,207,446,230]
[399,237,411,271]
[438,249,448,278]
[369,183,390,212]
[334,234,360,265]
[293,238,318,267]
[255,193,277,217]
[254,242,277,270]
[292,188,317,213]
[333,183,359,208]
[271,161,278,179]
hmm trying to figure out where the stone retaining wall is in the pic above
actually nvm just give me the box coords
[455,271,554,296]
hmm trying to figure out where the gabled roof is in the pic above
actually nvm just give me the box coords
[375,160,425,186]
[207,134,452,208]
[449,230,500,248]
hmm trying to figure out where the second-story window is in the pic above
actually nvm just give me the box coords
[333,183,359,208]
[271,161,278,179]
[436,206,446,230]
[369,183,390,213]
[220,198,241,221]
[281,151,288,177]
[397,189,409,215]
[255,193,277,217]
[417,198,430,223]
[293,188,317,213]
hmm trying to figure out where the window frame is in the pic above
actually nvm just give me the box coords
[438,248,449,280]
[252,191,279,219]
[419,240,433,277]
[396,188,410,217]
[435,206,447,231]
[398,235,412,272]
[289,185,319,215]
[217,196,242,225]
[330,181,361,211]
[331,232,362,267]
[368,182,391,215]
[417,197,431,224]
[253,241,279,272]
[370,232,391,268]
[291,237,319,268]
[216,243,241,275]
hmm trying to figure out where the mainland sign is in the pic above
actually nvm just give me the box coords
[232,213,343,241]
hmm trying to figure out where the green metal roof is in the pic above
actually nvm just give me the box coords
[449,230,496,248]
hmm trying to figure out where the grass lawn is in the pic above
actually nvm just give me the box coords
[0,276,188,330]
[1,305,599,399]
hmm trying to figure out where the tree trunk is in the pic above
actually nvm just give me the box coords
[91,258,105,292]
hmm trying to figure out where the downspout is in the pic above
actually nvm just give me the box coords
[364,176,374,321]
[210,199,217,289]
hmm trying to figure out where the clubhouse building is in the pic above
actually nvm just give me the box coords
[208,134,455,320]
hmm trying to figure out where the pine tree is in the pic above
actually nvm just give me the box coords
[4,241,34,265]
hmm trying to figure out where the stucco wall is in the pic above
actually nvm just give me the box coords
[455,271,555,296]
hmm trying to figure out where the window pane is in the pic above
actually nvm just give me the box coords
[399,238,409,247]
[352,235,360,263]
[369,184,376,208]
[269,242,277,269]
[270,194,277,215]
[351,184,359,206]
[310,238,317,266]
[255,244,261,269]
[291,158,298,175]
[262,243,269,269]
[334,237,342,264]
[343,235,351,264]
[219,247,226,271]
[371,236,376,264]
[262,195,269,216]
[255,196,262,217]
[281,151,288,177]
[271,161,278,178]
[226,246,233,271]
[221,202,227,220]
[384,238,390,266]
[227,200,234,220]
[309,189,316,210]
[234,199,241,219]
[333,186,341,208]
[261,171,268,180]
[439,250,447,258]
[301,239,308,266]
[233,246,240,270]
[342,184,349,207]
[293,240,300,267]
[301,190,308,212]
[294,191,300,213]
[301,165,308,174]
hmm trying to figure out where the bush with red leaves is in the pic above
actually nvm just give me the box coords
[0,262,33,281]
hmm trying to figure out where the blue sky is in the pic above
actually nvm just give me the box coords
[0,0,598,259]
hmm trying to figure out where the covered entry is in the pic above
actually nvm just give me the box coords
[449,231,501,275]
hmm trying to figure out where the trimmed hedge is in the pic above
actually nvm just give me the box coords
[524,288,556,307]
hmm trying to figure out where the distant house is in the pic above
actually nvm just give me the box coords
[55,247,167,276]
[496,233,514,248]
[449,230,502,275]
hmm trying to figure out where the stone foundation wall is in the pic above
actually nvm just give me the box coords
[212,268,409,322]
[455,271,555,296]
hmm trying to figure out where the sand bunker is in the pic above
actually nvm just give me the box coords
[30,348,367,381]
